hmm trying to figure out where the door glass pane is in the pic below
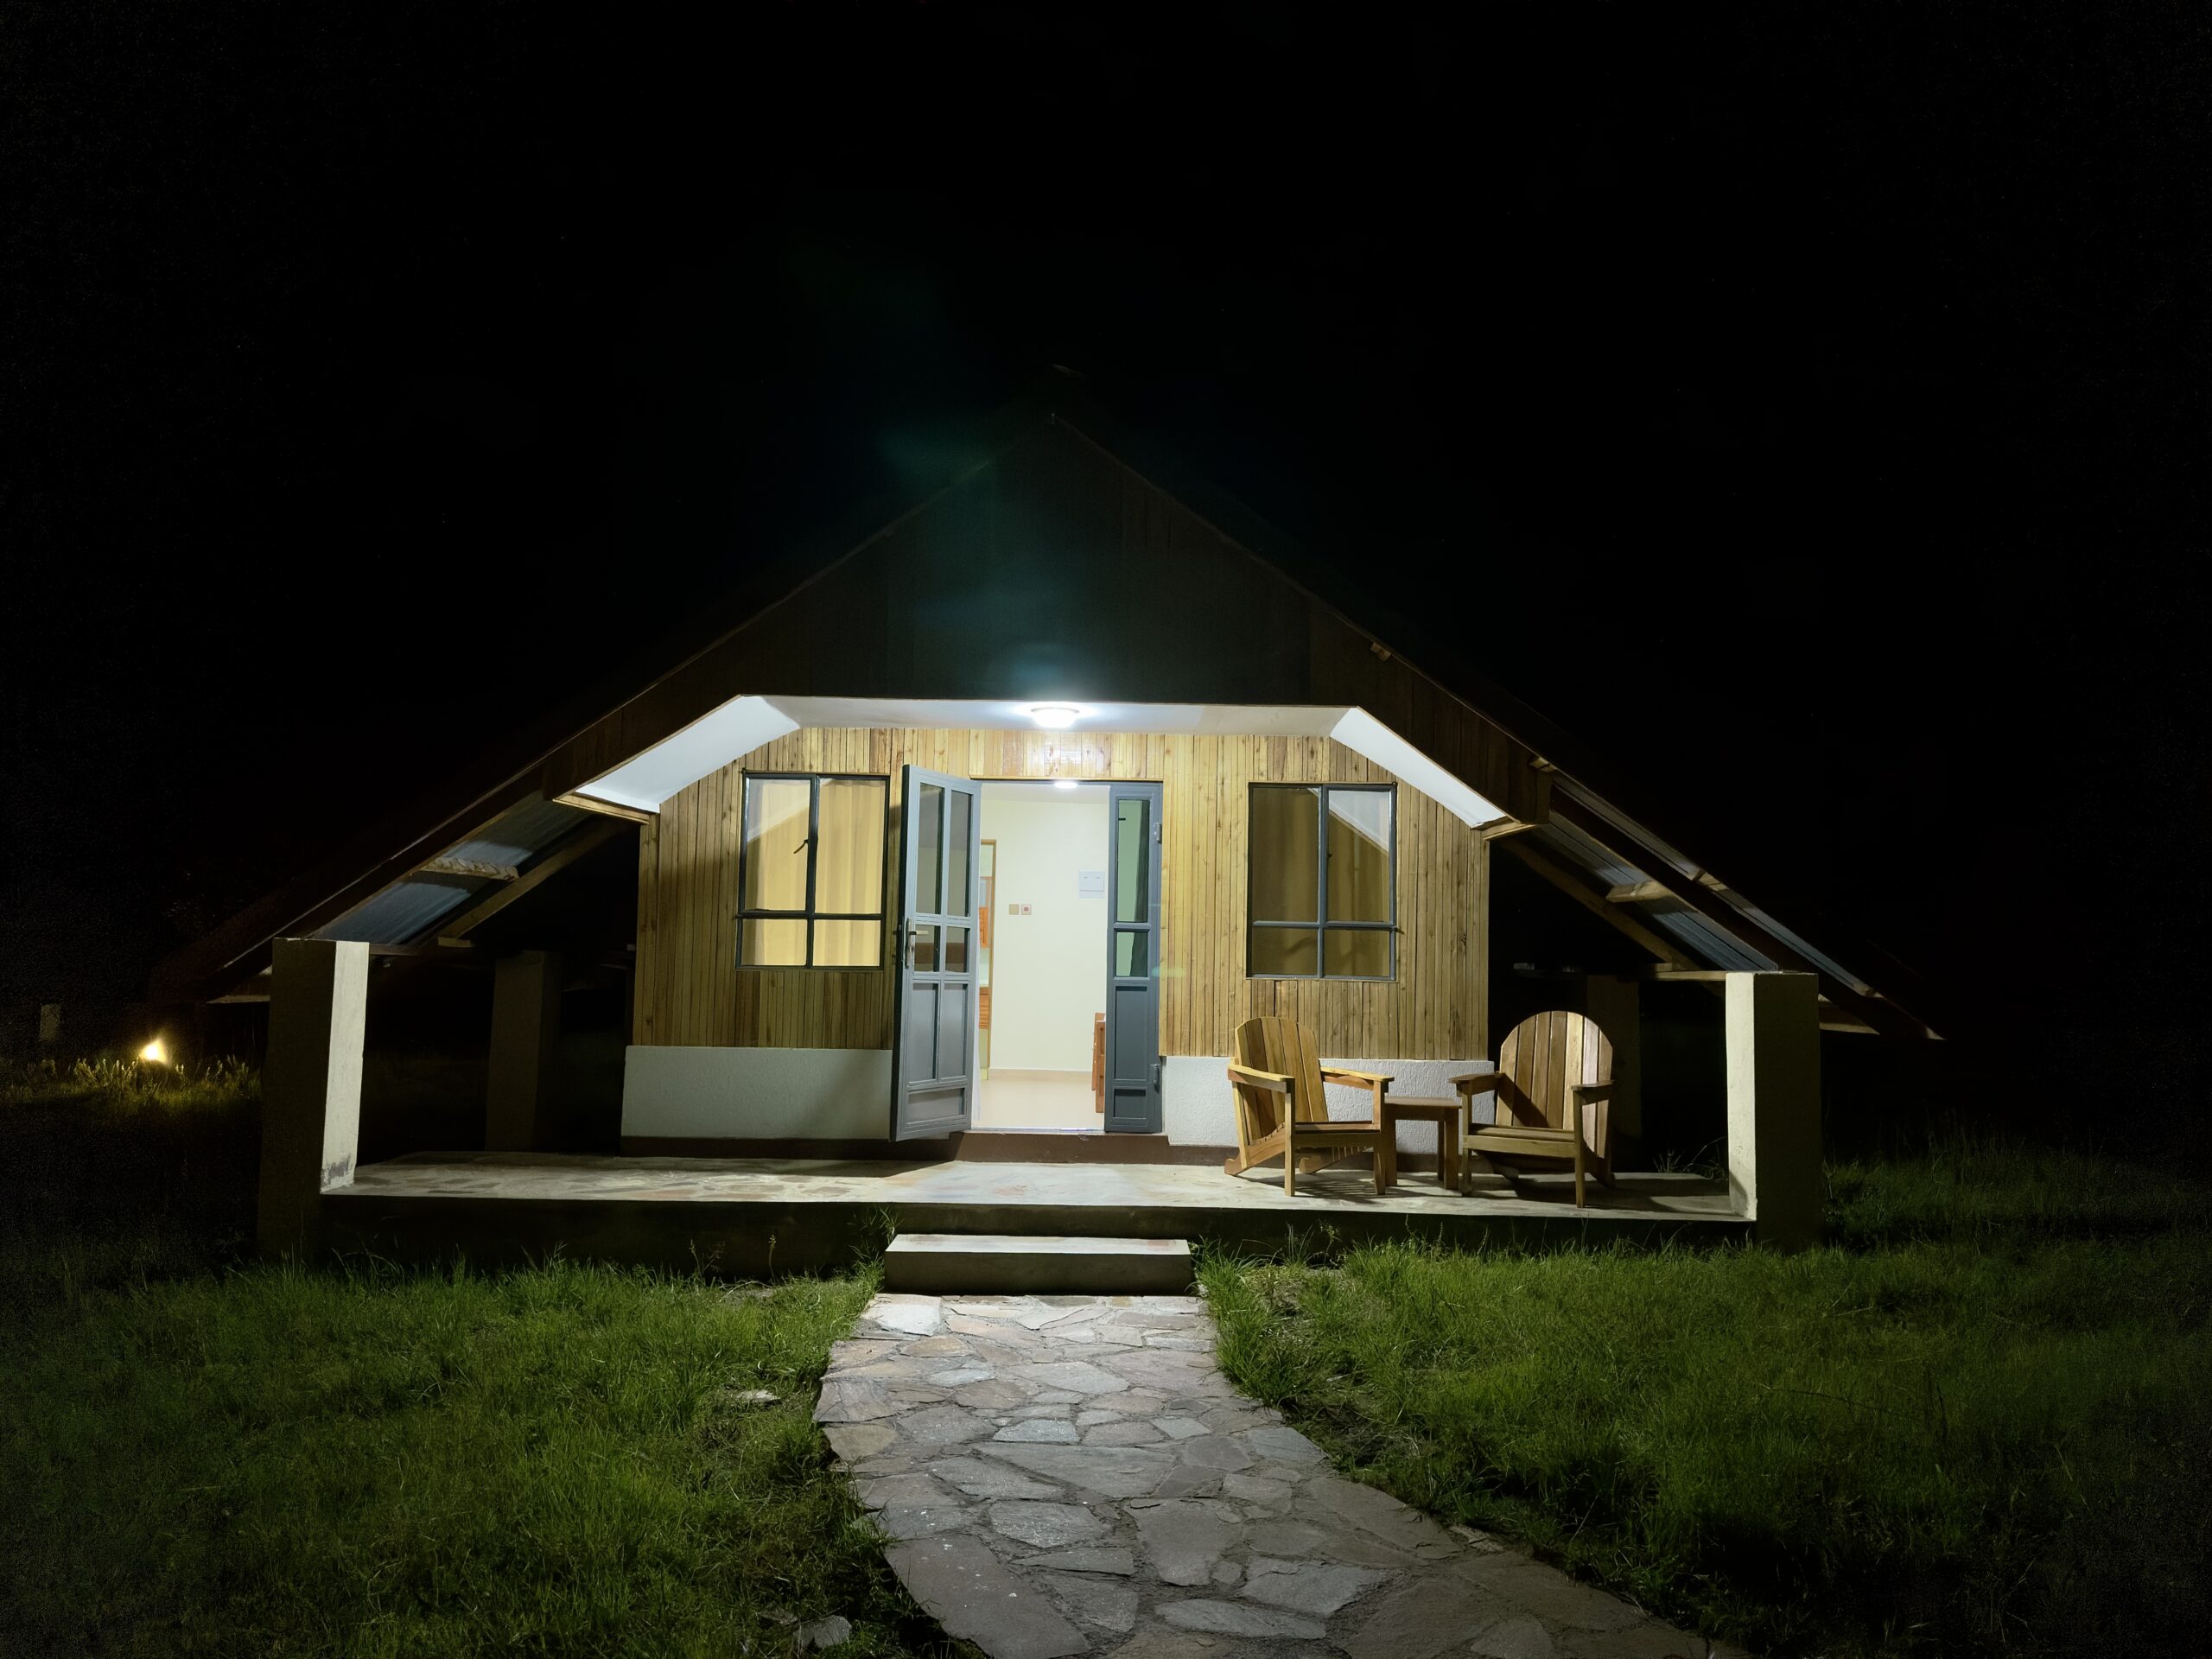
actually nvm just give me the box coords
[1325,789,1394,922]
[814,918,880,968]
[947,788,972,914]
[908,923,938,973]
[1114,796,1151,921]
[942,925,969,975]
[1249,786,1319,922]
[742,778,812,911]
[1249,925,1318,976]
[1325,927,1391,979]
[742,918,806,966]
[817,779,885,915]
[1115,928,1148,978]
[914,783,944,912]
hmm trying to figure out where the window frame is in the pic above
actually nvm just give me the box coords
[734,771,889,970]
[1246,782,1398,982]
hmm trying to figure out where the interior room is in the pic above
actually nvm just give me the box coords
[972,779,1110,1131]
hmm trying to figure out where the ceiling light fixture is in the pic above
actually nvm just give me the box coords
[1052,778,1078,790]
[1026,703,1083,729]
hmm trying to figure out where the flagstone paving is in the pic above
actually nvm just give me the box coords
[818,1291,1748,1658]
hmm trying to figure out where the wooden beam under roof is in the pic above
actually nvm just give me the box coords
[429,817,628,941]
[419,855,518,881]
[1548,793,1931,1039]
[1605,879,1674,904]
[1501,837,1701,970]
[554,791,657,825]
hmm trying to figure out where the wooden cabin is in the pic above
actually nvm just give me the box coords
[150,383,1942,1254]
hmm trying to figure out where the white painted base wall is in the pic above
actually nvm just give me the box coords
[623,1045,1493,1147]
[1164,1055,1491,1149]
[622,1046,892,1141]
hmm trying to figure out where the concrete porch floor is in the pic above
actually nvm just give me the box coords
[323,1153,1746,1277]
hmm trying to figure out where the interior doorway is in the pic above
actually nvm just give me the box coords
[972,780,1112,1131]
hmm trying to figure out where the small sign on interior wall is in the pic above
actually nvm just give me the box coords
[1077,869,1107,897]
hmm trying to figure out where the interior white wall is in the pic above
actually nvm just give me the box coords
[982,786,1111,1072]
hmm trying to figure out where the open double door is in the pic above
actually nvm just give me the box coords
[889,766,1162,1141]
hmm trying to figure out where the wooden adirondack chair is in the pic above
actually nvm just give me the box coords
[1452,1010,1616,1207]
[1224,1016,1392,1197]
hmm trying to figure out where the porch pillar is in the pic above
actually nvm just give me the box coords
[257,938,368,1262]
[486,950,562,1151]
[1724,970,1822,1251]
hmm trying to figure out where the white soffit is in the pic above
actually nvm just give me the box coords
[763,696,1344,736]
[1328,708,1508,829]
[574,696,799,811]
[576,696,1506,824]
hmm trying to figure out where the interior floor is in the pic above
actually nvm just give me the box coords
[973,1071,1099,1132]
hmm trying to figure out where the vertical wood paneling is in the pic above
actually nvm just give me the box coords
[635,727,1488,1058]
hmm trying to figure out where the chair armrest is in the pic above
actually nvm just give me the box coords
[1570,1083,1616,1102]
[1450,1072,1503,1095]
[1226,1064,1292,1094]
[1321,1067,1393,1088]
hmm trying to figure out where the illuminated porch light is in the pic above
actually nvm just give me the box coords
[1052,778,1078,790]
[1026,704,1083,729]
[137,1038,168,1065]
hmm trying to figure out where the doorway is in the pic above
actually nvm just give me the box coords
[973,781,1113,1130]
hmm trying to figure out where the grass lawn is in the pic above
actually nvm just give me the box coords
[1200,1140,2212,1657]
[0,1060,963,1658]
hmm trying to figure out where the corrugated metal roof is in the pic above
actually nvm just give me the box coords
[1546,782,1867,988]
[315,798,592,946]
[1529,821,1776,972]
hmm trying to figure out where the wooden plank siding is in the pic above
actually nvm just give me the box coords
[634,728,1489,1060]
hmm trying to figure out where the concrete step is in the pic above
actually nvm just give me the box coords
[884,1233,1194,1295]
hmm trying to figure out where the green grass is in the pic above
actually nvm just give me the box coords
[1198,1141,2212,1658]
[0,1062,965,1658]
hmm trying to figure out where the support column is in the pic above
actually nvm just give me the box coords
[257,938,367,1262]
[1725,970,1823,1251]
[486,950,562,1151]
[1585,974,1642,1149]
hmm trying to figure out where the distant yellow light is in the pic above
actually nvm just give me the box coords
[137,1038,168,1065]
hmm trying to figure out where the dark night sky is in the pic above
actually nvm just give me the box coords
[4,4,2206,1075]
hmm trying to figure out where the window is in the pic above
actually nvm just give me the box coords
[1248,784,1395,979]
[737,773,887,968]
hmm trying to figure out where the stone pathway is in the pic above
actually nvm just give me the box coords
[817,1291,1745,1659]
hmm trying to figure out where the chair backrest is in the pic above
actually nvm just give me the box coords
[1495,1011,1614,1154]
[1232,1015,1330,1132]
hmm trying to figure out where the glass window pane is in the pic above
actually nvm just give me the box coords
[1115,929,1148,978]
[1114,796,1151,922]
[817,779,885,916]
[947,789,972,915]
[915,783,944,912]
[1326,789,1394,923]
[942,924,969,975]
[1249,925,1318,976]
[813,918,880,969]
[1249,786,1319,922]
[1325,927,1391,979]
[742,779,812,912]
[908,923,938,973]
[741,917,806,966]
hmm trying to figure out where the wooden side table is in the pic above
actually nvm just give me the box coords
[1380,1096,1463,1193]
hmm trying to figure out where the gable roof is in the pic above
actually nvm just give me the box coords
[150,375,1943,1039]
